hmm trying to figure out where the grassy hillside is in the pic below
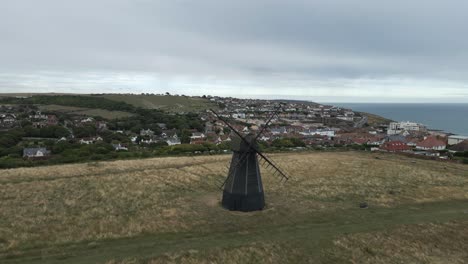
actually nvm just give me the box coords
[359,111,393,126]
[38,104,133,119]
[0,152,467,263]
[97,94,218,113]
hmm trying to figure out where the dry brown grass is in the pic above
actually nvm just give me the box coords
[328,220,468,263]
[105,243,302,264]
[0,151,466,258]
[266,152,468,207]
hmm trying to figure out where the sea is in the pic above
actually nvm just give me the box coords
[329,103,468,136]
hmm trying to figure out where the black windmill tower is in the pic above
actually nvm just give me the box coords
[211,107,289,212]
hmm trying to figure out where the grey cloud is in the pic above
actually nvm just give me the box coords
[1,0,468,101]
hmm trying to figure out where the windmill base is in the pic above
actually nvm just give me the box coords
[221,191,265,212]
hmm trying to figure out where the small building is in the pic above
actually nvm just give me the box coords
[79,137,103,144]
[23,148,51,158]
[190,132,206,140]
[381,141,411,152]
[81,117,94,123]
[161,129,178,139]
[300,129,335,137]
[166,138,181,146]
[0,113,17,128]
[448,140,468,153]
[140,129,155,137]
[112,143,128,151]
[47,115,59,126]
[96,121,108,130]
[448,135,468,145]
[416,136,446,151]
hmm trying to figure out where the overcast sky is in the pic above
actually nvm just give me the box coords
[1,0,468,103]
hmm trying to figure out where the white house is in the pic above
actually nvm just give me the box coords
[112,143,128,151]
[140,129,154,136]
[232,113,246,119]
[23,148,50,158]
[166,138,181,146]
[79,137,103,144]
[190,132,206,139]
[448,135,468,145]
[300,129,335,137]
[416,136,446,150]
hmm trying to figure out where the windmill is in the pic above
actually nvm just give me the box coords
[211,107,289,212]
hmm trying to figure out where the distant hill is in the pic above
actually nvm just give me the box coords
[358,111,394,125]
[94,94,218,113]
[271,99,320,106]
[0,93,392,123]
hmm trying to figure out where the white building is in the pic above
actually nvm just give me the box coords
[387,121,426,135]
[190,132,206,139]
[140,129,155,136]
[448,135,468,145]
[232,113,246,119]
[300,129,335,137]
[336,115,353,121]
[166,138,181,146]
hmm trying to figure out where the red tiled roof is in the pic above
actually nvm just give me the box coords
[381,141,410,152]
[416,136,446,148]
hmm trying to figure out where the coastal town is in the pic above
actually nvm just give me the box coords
[0,94,467,167]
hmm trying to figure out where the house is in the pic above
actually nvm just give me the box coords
[139,138,155,144]
[166,138,181,146]
[381,141,411,152]
[79,137,103,144]
[386,134,407,143]
[47,115,59,126]
[0,113,17,127]
[270,126,287,135]
[300,129,335,137]
[81,117,94,123]
[190,132,206,139]
[29,111,47,120]
[32,121,47,128]
[336,115,354,121]
[96,121,108,130]
[232,113,246,119]
[448,135,468,145]
[448,140,468,153]
[367,136,385,146]
[112,143,128,151]
[140,129,154,136]
[161,129,178,139]
[205,121,214,133]
[23,148,50,158]
[416,136,446,150]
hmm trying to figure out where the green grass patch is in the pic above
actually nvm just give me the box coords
[98,94,218,112]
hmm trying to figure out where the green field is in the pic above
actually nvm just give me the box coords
[38,104,133,119]
[0,151,467,263]
[98,94,218,113]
